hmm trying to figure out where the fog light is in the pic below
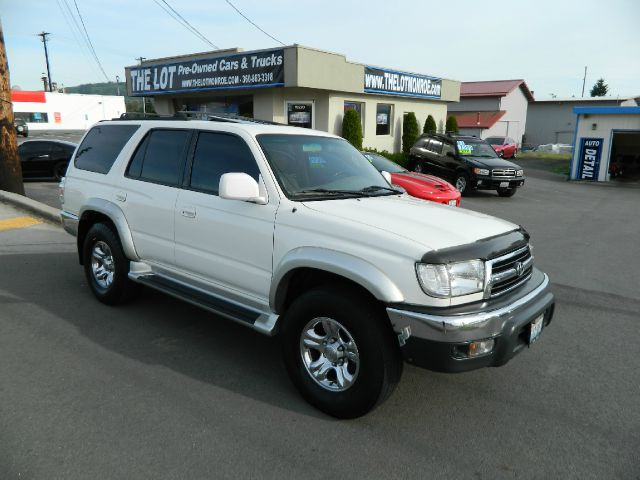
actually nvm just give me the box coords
[477,180,483,185]
[468,339,495,357]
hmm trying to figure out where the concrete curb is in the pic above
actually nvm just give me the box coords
[0,189,61,225]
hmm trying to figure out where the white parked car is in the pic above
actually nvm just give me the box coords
[60,116,555,418]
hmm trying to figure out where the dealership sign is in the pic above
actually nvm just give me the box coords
[364,66,442,99]
[126,49,284,96]
[577,137,603,180]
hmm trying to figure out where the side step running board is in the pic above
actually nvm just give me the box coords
[130,273,279,335]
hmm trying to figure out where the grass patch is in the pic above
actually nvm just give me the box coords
[519,152,572,160]
[551,164,570,175]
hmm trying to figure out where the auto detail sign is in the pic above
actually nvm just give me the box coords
[126,49,284,96]
[364,66,442,99]
[577,138,603,180]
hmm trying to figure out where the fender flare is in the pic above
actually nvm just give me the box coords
[79,198,139,261]
[270,247,404,313]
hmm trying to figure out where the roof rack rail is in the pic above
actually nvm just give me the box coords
[114,111,286,126]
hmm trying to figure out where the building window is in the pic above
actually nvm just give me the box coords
[287,102,313,129]
[15,112,49,123]
[344,101,365,133]
[376,104,392,135]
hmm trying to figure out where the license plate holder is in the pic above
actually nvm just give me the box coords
[528,314,544,345]
[499,181,510,188]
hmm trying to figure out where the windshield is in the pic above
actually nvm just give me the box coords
[456,139,499,158]
[257,134,397,200]
[485,137,504,146]
[362,152,406,173]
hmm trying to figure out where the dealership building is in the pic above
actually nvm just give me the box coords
[125,45,460,152]
[570,106,640,182]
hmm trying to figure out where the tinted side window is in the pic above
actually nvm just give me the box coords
[139,130,191,186]
[75,124,140,174]
[126,134,150,179]
[428,139,443,154]
[442,143,455,156]
[190,132,260,194]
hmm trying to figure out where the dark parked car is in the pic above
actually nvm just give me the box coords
[486,136,517,158]
[14,117,29,137]
[408,134,525,197]
[18,140,77,180]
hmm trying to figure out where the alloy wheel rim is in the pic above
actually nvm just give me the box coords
[91,241,115,289]
[456,176,467,191]
[300,317,360,392]
[414,163,423,173]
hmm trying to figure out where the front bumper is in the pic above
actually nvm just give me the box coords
[473,175,525,190]
[387,270,554,372]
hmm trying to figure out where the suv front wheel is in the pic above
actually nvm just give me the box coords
[83,223,138,305]
[454,172,471,196]
[281,285,403,418]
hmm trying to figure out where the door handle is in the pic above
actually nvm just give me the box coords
[181,206,196,218]
[115,191,127,202]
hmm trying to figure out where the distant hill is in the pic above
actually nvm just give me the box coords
[65,82,154,113]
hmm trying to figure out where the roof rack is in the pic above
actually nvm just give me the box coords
[115,111,286,126]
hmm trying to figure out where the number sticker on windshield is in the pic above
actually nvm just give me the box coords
[456,140,473,154]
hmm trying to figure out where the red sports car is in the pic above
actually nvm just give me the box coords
[362,152,461,207]
[486,136,518,159]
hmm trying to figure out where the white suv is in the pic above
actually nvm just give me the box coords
[60,116,555,418]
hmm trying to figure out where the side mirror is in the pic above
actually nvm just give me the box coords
[219,173,267,204]
[381,171,392,184]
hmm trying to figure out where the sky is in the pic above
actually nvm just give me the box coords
[1,0,639,99]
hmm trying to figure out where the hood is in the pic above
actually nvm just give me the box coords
[466,156,521,168]
[491,144,505,151]
[392,172,457,192]
[302,194,517,252]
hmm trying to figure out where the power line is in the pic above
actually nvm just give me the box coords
[71,0,110,82]
[55,0,102,78]
[224,0,285,46]
[152,0,219,49]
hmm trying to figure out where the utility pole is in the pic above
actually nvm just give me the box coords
[136,56,146,114]
[37,31,53,92]
[581,66,587,98]
[0,19,25,195]
[115,75,120,96]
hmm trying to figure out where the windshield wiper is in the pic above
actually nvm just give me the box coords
[359,185,403,194]
[295,188,371,197]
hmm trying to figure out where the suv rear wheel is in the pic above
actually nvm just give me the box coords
[83,223,138,305]
[281,285,402,418]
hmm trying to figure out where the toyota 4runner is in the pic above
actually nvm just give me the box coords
[60,116,555,418]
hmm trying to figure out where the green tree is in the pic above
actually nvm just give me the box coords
[341,109,363,150]
[446,115,459,134]
[590,78,608,97]
[402,112,419,154]
[423,114,437,134]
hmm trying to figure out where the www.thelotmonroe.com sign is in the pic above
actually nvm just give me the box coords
[126,49,284,96]
[364,67,442,99]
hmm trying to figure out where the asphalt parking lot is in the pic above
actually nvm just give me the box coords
[1,165,639,479]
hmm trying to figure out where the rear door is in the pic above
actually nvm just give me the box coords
[118,128,192,267]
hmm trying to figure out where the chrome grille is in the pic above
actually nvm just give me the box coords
[486,245,533,298]
[492,168,516,177]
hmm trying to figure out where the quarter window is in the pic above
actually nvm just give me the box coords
[75,124,140,174]
[189,132,260,194]
[427,138,443,154]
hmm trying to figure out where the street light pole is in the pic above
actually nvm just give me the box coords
[115,75,120,96]
[136,56,146,115]
[581,66,587,98]
[37,31,53,91]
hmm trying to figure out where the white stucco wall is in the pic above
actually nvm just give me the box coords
[490,87,529,145]
[13,92,125,130]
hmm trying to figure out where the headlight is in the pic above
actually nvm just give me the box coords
[416,260,485,298]
[516,169,524,176]
[473,167,490,176]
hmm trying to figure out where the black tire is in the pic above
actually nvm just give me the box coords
[53,162,68,181]
[82,223,138,305]
[23,131,28,138]
[512,150,517,159]
[281,285,403,419]
[454,172,471,196]
[497,187,517,197]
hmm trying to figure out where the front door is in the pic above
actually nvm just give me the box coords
[174,131,278,303]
